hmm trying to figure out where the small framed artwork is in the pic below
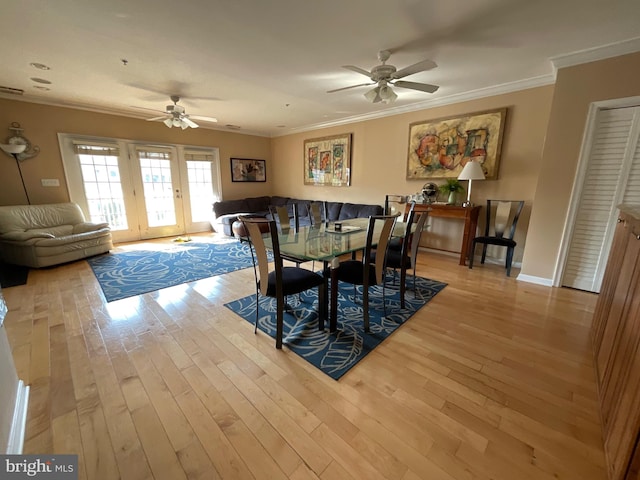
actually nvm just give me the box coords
[230,158,266,182]
[407,107,507,180]
[304,133,352,186]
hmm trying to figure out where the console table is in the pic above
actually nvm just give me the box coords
[408,203,481,266]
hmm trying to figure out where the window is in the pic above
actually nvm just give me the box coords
[73,143,128,230]
[185,151,216,222]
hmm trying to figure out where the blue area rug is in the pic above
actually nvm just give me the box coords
[88,240,263,302]
[224,274,446,380]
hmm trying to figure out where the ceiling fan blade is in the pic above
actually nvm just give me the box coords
[327,82,374,93]
[189,115,218,123]
[393,80,440,94]
[130,105,167,114]
[392,59,438,79]
[342,65,372,77]
[146,116,169,122]
[182,117,199,129]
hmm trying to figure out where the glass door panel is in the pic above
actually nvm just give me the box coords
[72,143,140,243]
[134,146,184,239]
[179,149,221,233]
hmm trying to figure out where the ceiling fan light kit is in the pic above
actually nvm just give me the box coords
[330,50,439,104]
[146,95,214,129]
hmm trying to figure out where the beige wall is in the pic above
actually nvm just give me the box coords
[2,51,638,276]
[0,99,272,206]
[521,51,640,280]
[272,86,554,261]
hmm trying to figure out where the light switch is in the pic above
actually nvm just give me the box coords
[41,179,60,187]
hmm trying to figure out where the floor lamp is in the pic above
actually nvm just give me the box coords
[457,160,485,207]
[0,143,30,204]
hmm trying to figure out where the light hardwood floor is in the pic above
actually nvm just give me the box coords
[2,235,606,480]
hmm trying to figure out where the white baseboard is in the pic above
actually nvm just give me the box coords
[517,273,554,287]
[6,381,29,454]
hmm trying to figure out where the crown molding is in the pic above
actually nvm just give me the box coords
[280,74,555,137]
[551,36,640,73]
[0,94,271,137]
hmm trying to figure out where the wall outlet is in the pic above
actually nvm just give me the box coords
[41,179,60,187]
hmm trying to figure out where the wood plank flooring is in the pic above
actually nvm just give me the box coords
[2,234,606,479]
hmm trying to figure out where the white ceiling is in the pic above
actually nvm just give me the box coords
[1,0,639,137]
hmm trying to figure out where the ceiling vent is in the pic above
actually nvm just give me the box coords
[0,86,24,96]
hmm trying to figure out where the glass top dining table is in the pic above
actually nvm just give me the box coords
[264,217,406,332]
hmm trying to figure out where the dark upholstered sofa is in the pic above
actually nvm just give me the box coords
[212,195,383,236]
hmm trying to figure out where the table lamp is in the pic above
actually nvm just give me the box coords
[457,160,485,207]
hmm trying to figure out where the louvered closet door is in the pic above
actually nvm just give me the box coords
[563,106,640,292]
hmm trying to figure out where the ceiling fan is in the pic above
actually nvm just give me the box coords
[146,95,218,129]
[327,50,439,104]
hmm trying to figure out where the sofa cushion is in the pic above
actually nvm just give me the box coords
[245,196,271,213]
[213,199,249,217]
[286,198,310,217]
[73,222,109,234]
[339,203,383,220]
[270,196,290,207]
[0,203,86,232]
[325,202,343,222]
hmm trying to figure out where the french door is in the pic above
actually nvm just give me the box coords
[59,134,220,243]
[130,145,185,239]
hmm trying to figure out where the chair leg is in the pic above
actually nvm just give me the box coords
[254,291,260,334]
[317,283,326,331]
[506,247,514,277]
[481,244,488,264]
[382,283,388,319]
[276,295,284,349]
[412,265,417,292]
[363,286,370,333]
[469,242,475,269]
[399,266,407,309]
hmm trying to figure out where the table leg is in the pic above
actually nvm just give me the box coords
[460,210,479,266]
[319,261,329,330]
[330,258,339,332]
[460,217,471,265]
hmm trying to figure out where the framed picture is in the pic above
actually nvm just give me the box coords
[407,107,507,180]
[304,133,352,186]
[230,158,266,182]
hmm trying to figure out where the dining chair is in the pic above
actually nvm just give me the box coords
[383,202,430,308]
[240,216,326,349]
[384,194,409,216]
[269,204,299,232]
[469,199,525,277]
[334,214,398,332]
[308,201,324,226]
[269,204,304,266]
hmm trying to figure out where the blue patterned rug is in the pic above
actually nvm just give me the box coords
[224,274,446,380]
[88,240,263,302]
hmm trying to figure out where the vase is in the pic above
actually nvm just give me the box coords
[447,191,457,205]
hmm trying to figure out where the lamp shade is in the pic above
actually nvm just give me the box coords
[364,86,381,103]
[379,85,397,103]
[0,143,27,154]
[457,160,485,181]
